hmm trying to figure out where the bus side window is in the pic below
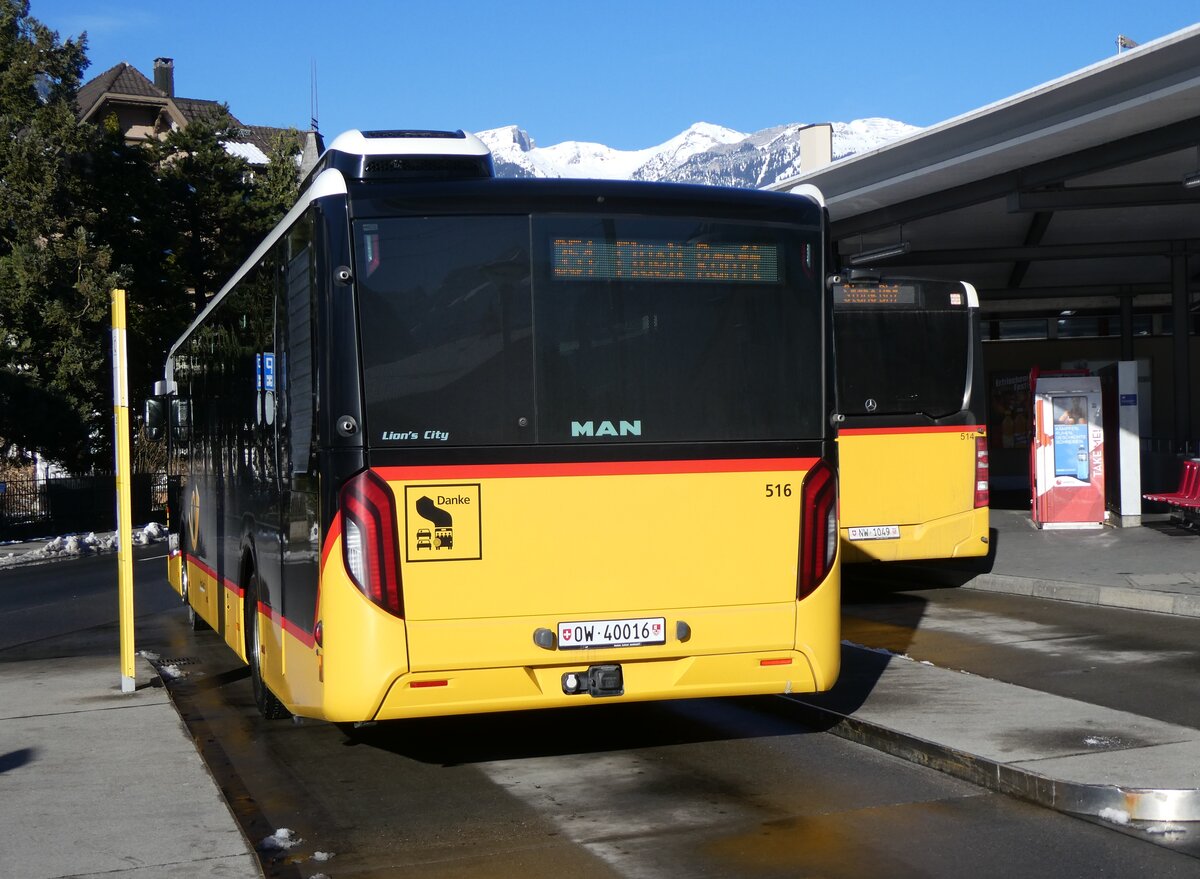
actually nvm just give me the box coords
[144,397,166,441]
[280,211,316,478]
[171,398,191,444]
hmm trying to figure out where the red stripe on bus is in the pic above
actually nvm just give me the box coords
[188,556,244,598]
[321,518,342,569]
[274,605,316,649]
[838,425,985,437]
[187,556,315,648]
[374,458,819,481]
[254,600,318,649]
[258,597,317,648]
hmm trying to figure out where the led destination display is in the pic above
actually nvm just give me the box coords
[832,283,917,306]
[553,237,780,283]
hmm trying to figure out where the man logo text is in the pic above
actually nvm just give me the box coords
[571,420,642,437]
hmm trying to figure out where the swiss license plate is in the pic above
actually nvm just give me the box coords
[557,617,666,650]
[848,525,900,541]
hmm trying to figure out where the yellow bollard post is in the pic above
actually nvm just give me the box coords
[111,288,136,693]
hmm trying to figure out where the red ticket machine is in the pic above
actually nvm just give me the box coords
[1031,374,1105,529]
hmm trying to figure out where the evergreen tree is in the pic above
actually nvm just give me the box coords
[0,2,307,474]
[148,106,263,316]
[0,0,118,471]
[86,115,192,427]
[251,127,302,226]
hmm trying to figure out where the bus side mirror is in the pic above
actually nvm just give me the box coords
[144,398,166,440]
[171,398,191,444]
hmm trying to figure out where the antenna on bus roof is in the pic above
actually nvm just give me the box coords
[310,59,319,132]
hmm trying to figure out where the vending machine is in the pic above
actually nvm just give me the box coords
[1030,374,1106,529]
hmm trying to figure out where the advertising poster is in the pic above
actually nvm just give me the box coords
[1031,377,1105,528]
[989,371,1030,449]
[1052,396,1089,480]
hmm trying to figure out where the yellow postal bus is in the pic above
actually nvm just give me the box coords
[832,274,989,563]
[152,130,840,722]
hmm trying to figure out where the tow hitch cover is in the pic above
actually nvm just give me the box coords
[587,664,623,697]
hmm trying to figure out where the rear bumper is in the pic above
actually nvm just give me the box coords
[371,649,820,720]
[841,506,989,563]
[311,567,840,722]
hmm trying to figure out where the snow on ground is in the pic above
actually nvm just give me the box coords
[157,661,187,679]
[258,828,303,852]
[137,650,188,680]
[254,827,336,864]
[1144,823,1186,835]
[0,522,167,567]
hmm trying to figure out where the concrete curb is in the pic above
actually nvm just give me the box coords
[784,643,1200,823]
[966,573,1200,618]
[786,696,1200,822]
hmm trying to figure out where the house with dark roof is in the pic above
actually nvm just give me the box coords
[76,57,322,172]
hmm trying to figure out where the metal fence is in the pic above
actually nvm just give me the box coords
[0,473,167,541]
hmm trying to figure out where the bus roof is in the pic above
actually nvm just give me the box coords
[302,129,494,189]
[162,169,826,387]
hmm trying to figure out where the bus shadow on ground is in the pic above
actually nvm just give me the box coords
[338,692,838,765]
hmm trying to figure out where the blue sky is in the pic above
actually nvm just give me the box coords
[44,1,1199,150]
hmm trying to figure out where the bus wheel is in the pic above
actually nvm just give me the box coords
[180,556,207,632]
[243,572,290,720]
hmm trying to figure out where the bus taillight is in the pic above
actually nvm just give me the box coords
[799,459,837,598]
[340,470,404,617]
[975,435,990,509]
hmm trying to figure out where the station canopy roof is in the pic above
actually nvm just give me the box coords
[772,24,1200,316]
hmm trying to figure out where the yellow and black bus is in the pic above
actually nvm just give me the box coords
[832,274,989,563]
[153,129,840,722]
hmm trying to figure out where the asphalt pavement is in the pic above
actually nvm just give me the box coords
[2,504,1200,879]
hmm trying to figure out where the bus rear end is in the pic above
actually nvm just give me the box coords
[307,182,839,722]
[833,277,989,563]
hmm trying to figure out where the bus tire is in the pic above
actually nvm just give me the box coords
[179,553,207,632]
[244,572,290,720]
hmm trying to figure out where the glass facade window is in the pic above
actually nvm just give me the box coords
[1055,316,1101,338]
[996,318,1048,340]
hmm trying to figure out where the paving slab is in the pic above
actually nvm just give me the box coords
[0,654,261,879]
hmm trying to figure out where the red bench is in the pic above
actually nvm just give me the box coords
[1144,459,1200,518]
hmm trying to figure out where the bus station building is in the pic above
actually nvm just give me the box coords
[773,24,1200,505]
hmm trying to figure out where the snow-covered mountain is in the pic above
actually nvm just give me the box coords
[475,118,919,188]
